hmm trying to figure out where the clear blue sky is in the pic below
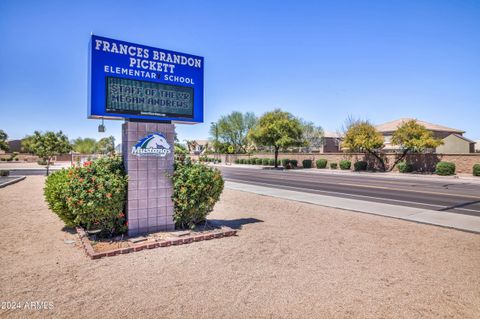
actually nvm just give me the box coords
[1,0,479,144]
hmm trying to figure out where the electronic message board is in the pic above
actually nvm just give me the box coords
[89,35,203,123]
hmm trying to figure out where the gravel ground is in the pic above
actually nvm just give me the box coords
[0,176,479,318]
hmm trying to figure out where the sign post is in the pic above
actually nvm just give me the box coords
[89,35,204,235]
[122,122,175,234]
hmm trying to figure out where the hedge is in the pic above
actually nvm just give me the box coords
[435,161,456,176]
[302,159,313,168]
[473,164,480,177]
[330,163,338,169]
[353,161,367,171]
[397,161,414,173]
[255,158,263,165]
[339,160,351,170]
[268,158,277,166]
[44,157,128,235]
[316,159,327,169]
[262,158,270,165]
[172,159,224,229]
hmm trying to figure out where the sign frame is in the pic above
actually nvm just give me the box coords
[88,34,204,124]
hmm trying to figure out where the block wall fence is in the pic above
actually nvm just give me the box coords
[196,152,480,174]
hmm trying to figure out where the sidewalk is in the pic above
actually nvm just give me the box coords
[225,181,480,233]
[220,163,480,184]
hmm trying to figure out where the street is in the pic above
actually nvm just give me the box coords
[219,166,480,217]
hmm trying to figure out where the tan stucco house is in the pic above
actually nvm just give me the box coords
[376,118,475,154]
[320,131,342,153]
[186,139,210,155]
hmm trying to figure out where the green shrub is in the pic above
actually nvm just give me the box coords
[281,159,291,168]
[14,158,19,161]
[44,169,75,227]
[354,161,368,171]
[397,161,414,173]
[199,156,217,163]
[0,170,9,176]
[330,163,338,169]
[0,158,5,161]
[172,159,224,229]
[290,159,298,167]
[255,158,263,165]
[44,157,128,235]
[316,159,328,169]
[339,160,351,170]
[302,159,312,168]
[473,164,480,177]
[262,158,269,165]
[234,159,240,164]
[435,161,455,176]
[37,158,47,165]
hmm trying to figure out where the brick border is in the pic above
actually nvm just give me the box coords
[76,227,237,260]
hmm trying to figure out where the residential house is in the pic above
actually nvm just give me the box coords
[186,140,210,155]
[376,118,475,154]
[6,139,22,153]
[320,131,342,153]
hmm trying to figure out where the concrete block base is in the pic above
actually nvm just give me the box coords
[122,121,175,236]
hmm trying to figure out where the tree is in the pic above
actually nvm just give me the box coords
[390,119,442,170]
[30,131,72,175]
[21,135,35,153]
[248,109,303,168]
[342,120,386,171]
[174,143,188,161]
[300,120,324,152]
[72,137,97,154]
[0,129,9,152]
[210,111,257,153]
[185,140,198,153]
[97,136,115,155]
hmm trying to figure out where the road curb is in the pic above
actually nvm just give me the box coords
[0,176,26,188]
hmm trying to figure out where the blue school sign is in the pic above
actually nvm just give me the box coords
[88,35,204,123]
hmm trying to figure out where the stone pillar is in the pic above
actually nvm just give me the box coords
[122,121,175,236]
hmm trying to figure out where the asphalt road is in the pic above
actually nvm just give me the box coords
[218,166,480,217]
[8,165,480,217]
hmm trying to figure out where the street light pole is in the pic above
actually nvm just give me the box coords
[211,122,218,153]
